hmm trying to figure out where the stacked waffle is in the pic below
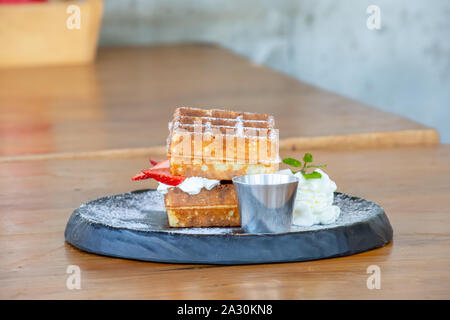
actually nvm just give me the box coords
[133,107,280,227]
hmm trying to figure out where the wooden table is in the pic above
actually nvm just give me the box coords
[1,45,448,299]
[0,45,438,161]
[1,146,449,299]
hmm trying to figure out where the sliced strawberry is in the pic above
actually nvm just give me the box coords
[131,172,149,181]
[149,158,163,166]
[131,158,185,186]
[141,170,185,186]
[131,159,169,181]
[149,159,170,171]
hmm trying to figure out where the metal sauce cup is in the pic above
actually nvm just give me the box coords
[232,174,299,233]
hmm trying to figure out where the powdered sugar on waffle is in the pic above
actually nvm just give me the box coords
[167,107,280,164]
[235,115,244,137]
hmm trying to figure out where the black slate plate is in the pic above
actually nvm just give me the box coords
[64,189,393,265]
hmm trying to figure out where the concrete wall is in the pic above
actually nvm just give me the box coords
[99,0,450,142]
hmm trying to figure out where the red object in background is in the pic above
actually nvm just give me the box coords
[0,0,46,4]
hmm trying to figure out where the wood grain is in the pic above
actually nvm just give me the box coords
[0,45,438,160]
[0,0,103,68]
[1,146,449,299]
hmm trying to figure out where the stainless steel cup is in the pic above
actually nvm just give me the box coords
[232,174,299,233]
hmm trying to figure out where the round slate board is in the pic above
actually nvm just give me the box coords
[65,189,393,265]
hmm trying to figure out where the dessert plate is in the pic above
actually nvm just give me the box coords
[65,189,393,265]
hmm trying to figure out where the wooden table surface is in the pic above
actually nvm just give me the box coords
[1,45,447,299]
[0,45,438,161]
[1,146,449,299]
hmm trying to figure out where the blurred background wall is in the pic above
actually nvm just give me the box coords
[99,0,450,143]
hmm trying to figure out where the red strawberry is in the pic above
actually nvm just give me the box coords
[149,158,163,166]
[131,172,149,181]
[131,159,170,181]
[141,170,185,186]
[131,158,185,186]
[149,159,170,171]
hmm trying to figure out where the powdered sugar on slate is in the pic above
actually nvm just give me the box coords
[75,190,383,235]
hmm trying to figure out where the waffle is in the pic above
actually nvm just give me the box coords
[167,107,280,180]
[165,183,239,227]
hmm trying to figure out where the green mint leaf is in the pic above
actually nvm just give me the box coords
[282,157,302,168]
[303,153,313,163]
[302,171,322,180]
[306,165,327,168]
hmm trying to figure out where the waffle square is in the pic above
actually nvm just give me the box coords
[167,107,280,180]
[165,183,240,227]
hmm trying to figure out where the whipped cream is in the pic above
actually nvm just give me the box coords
[157,177,220,195]
[280,168,340,227]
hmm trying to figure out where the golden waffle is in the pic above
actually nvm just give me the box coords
[165,183,239,227]
[167,107,280,180]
